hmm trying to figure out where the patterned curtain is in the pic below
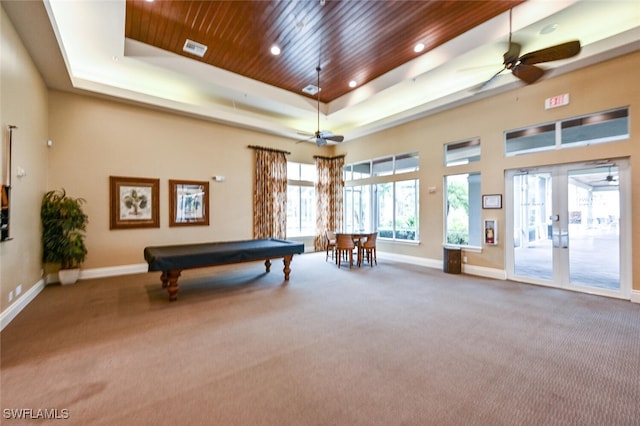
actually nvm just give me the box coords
[252,147,288,239]
[314,155,344,251]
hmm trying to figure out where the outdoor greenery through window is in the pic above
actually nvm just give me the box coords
[344,152,419,241]
[445,172,481,246]
[286,162,315,237]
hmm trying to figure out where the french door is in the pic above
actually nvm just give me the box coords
[506,160,631,299]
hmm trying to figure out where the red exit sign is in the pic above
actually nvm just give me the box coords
[545,93,570,109]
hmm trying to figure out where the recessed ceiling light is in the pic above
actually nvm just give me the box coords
[348,80,357,88]
[540,23,558,35]
[302,84,319,95]
[270,45,281,55]
[414,43,425,53]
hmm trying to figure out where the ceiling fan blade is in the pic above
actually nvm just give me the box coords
[325,135,344,143]
[503,42,521,66]
[475,66,507,91]
[512,63,545,84]
[518,40,581,65]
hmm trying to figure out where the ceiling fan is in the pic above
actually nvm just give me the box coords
[597,166,619,185]
[479,9,581,90]
[299,66,344,147]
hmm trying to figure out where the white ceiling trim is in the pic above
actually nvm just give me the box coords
[41,0,640,142]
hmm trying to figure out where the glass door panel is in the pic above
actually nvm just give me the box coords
[507,161,628,298]
[512,171,554,282]
[567,166,620,290]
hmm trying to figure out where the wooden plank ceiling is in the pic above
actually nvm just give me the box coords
[125,0,523,103]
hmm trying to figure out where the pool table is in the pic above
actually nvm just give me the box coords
[144,238,305,301]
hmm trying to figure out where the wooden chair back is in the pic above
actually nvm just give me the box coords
[360,232,378,267]
[336,233,356,268]
[325,230,337,261]
[336,233,355,250]
[362,232,377,248]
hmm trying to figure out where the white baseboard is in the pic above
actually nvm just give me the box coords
[381,252,442,270]
[462,264,508,280]
[631,289,640,304]
[45,263,149,284]
[80,263,149,280]
[380,252,507,280]
[1,278,46,331]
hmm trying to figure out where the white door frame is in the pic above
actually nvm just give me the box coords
[505,159,631,299]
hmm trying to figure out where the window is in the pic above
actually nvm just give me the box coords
[287,162,315,237]
[395,152,419,173]
[372,180,419,241]
[393,180,419,240]
[561,108,629,146]
[505,107,629,156]
[372,157,394,176]
[445,173,481,246]
[344,153,419,241]
[445,138,480,166]
[344,152,419,181]
[505,124,556,155]
[344,185,371,232]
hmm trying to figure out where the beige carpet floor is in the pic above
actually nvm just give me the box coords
[1,252,639,425]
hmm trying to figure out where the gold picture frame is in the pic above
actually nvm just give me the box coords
[110,176,159,229]
[169,179,209,227]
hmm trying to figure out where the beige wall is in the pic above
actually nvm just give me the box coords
[0,6,49,312]
[47,92,326,269]
[49,52,639,293]
[337,51,639,290]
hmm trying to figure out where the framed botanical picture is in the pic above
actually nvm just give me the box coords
[169,179,209,227]
[110,176,159,229]
[482,194,502,209]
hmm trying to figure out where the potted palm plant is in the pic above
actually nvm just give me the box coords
[41,189,88,284]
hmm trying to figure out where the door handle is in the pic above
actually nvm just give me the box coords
[560,229,569,248]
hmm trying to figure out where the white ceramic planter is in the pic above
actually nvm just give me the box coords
[58,268,80,285]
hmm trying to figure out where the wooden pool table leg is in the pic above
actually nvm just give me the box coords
[282,255,293,280]
[264,259,271,273]
[161,269,182,301]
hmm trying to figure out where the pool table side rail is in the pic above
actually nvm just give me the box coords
[144,238,305,272]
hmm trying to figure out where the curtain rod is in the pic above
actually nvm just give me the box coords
[313,154,345,160]
[248,145,291,155]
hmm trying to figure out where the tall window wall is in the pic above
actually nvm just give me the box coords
[344,153,419,241]
[286,162,316,237]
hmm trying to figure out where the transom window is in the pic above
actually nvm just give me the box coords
[445,137,480,166]
[344,152,418,181]
[505,107,629,156]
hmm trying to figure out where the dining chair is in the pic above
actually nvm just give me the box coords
[335,233,356,268]
[325,230,336,262]
[359,232,377,267]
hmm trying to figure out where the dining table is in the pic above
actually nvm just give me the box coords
[335,231,375,267]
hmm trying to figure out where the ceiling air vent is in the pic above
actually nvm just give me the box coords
[183,39,207,57]
[302,84,319,96]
